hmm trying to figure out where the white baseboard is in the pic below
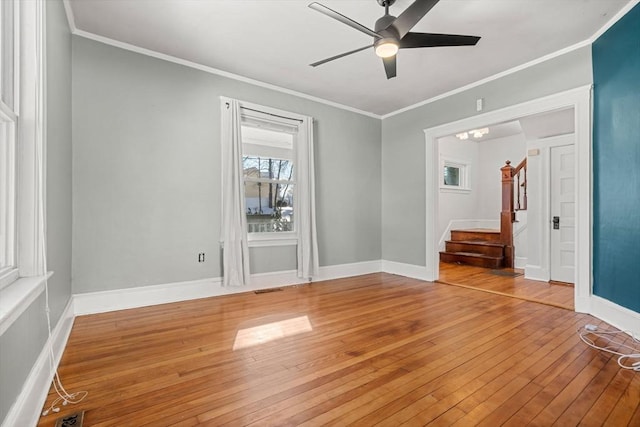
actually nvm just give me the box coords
[73,277,223,316]
[1,298,75,427]
[381,260,433,282]
[589,295,640,334]
[524,264,549,282]
[515,257,527,269]
[317,260,382,282]
[74,260,384,316]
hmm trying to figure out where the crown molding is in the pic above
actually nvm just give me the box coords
[67,26,381,119]
[61,0,638,121]
[380,39,592,120]
[381,0,638,119]
[590,0,639,41]
[62,0,76,33]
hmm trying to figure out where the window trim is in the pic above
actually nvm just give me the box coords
[0,0,48,337]
[0,0,19,289]
[238,103,305,247]
[440,157,471,193]
[0,102,17,285]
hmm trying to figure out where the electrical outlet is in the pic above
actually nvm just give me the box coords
[198,252,205,263]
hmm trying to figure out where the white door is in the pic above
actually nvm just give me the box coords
[550,144,575,283]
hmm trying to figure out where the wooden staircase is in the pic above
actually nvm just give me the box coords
[440,229,505,268]
[440,157,528,269]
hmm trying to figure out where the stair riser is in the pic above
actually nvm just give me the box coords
[440,252,503,269]
[445,242,504,257]
[451,230,501,243]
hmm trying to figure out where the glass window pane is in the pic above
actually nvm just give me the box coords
[1,0,15,110]
[0,118,15,268]
[243,156,293,182]
[245,183,294,233]
[443,165,460,186]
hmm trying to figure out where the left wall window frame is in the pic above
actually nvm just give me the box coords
[0,0,19,290]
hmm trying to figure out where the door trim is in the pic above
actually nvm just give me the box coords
[525,135,574,282]
[423,85,592,312]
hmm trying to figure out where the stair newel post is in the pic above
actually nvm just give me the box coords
[500,160,515,268]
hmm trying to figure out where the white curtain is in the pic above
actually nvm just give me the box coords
[221,99,250,286]
[296,118,320,279]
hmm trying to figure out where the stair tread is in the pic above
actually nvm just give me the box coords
[452,228,500,234]
[440,251,503,260]
[445,240,505,247]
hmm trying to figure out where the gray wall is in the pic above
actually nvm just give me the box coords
[72,37,382,294]
[381,46,593,266]
[46,0,74,322]
[0,0,73,422]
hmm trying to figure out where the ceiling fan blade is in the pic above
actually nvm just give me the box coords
[382,56,397,79]
[309,2,381,39]
[389,0,440,39]
[310,45,373,67]
[400,32,480,48]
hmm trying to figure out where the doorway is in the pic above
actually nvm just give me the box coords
[424,85,592,312]
[550,144,576,283]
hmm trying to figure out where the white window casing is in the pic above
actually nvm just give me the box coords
[440,156,471,193]
[0,0,49,336]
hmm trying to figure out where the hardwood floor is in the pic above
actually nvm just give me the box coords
[438,262,575,310]
[38,273,638,426]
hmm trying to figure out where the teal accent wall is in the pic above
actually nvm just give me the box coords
[592,3,640,313]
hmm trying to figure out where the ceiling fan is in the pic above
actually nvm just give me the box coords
[309,0,481,79]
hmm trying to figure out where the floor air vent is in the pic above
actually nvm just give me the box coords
[55,411,85,427]
[254,288,283,294]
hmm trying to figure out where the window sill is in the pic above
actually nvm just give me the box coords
[247,231,297,248]
[439,187,471,194]
[0,272,52,336]
[248,238,298,248]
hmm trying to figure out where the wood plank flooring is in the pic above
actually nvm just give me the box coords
[38,273,638,426]
[438,262,575,310]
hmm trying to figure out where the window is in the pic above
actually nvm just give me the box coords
[0,0,18,289]
[440,157,470,192]
[221,98,318,282]
[240,110,300,243]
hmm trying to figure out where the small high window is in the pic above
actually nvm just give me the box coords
[440,158,470,192]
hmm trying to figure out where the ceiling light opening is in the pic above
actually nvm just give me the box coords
[456,127,489,140]
[471,128,489,138]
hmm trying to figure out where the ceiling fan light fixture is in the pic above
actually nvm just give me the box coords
[375,39,399,58]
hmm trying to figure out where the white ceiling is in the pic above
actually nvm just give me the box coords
[67,0,632,116]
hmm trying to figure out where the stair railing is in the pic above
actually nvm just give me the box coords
[500,157,527,268]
